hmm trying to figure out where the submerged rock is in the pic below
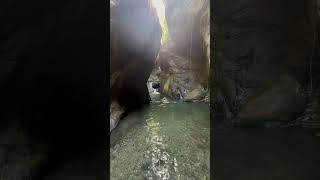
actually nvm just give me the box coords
[161,97,170,104]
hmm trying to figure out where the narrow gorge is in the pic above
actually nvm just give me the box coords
[1,0,320,179]
[110,0,210,179]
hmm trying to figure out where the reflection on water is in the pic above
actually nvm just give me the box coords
[110,102,210,180]
[145,112,173,180]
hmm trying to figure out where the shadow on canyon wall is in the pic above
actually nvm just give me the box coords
[0,0,106,179]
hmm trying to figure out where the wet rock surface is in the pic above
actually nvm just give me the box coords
[110,101,125,132]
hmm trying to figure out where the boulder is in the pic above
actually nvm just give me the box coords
[155,42,207,101]
[238,75,307,125]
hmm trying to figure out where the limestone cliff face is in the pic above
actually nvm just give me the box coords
[212,0,320,126]
[151,0,210,102]
[110,0,162,131]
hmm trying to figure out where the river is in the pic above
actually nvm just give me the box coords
[110,102,210,180]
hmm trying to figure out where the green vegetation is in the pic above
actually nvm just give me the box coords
[160,17,170,44]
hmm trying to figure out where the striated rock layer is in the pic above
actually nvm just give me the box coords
[110,0,162,131]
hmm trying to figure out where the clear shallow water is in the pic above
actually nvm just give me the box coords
[110,102,210,180]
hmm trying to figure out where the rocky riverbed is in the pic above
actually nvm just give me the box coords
[110,102,210,180]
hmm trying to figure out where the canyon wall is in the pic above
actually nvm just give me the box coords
[110,0,162,130]
[150,0,210,102]
[213,0,320,126]
[0,0,106,179]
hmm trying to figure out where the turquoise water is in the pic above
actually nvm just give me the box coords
[110,102,210,180]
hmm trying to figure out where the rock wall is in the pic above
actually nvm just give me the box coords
[213,0,320,126]
[0,0,106,179]
[151,0,210,102]
[110,0,162,131]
